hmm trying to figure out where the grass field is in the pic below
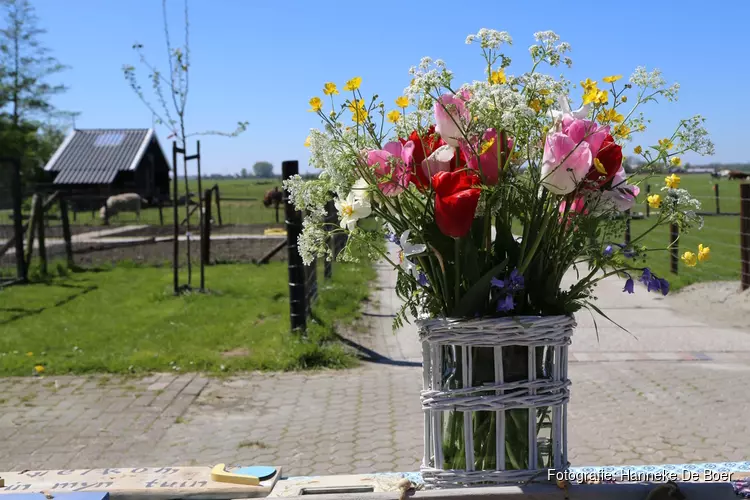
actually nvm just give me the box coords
[0,259,374,376]
[627,174,746,290]
[1,178,284,227]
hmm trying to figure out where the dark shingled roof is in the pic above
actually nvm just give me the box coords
[45,129,155,185]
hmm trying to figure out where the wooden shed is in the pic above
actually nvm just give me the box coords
[43,128,171,206]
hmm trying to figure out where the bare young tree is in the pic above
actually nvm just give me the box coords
[123,0,247,289]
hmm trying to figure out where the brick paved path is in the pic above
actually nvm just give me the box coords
[1,250,749,475]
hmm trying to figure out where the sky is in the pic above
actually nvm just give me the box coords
[28,0,750,175]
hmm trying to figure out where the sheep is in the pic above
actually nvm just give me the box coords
[99,193,145,222]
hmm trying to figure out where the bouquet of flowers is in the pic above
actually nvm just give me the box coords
[286,29,714,471]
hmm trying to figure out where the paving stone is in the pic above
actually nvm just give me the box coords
[1,263,750,476]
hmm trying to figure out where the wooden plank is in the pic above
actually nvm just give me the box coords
[23,194,40,268]
[0,466,280,500]
[59,198,74,267]
[36,194,47,276]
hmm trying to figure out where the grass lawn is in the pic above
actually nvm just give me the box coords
[0,259,374,376]
[627,174,746,290]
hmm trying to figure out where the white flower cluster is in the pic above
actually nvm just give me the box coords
[393,109,433,139]
[676,115,715,156]
[516,72,566,98]
[283,174,330,220]
[465,28,512,49]
[404,57,454,103]
[659,187,703,231]
[528,31,572,67]
[298,218,330,266]
[629,66,666,89]
[465,80,534,131]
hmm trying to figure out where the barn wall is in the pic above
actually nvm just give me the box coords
[133,140,170,202]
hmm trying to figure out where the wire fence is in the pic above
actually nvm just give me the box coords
[628,181,750,289]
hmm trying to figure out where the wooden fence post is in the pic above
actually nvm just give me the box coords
[213,185,223,226]
[24,193,39,268]
[645,184,651,218]
[36,195,47,276]
[172,141,180,295]
[200,188,212,291]
[59,197,74,267]
[283,160,306,331]
[670,222,679,275]
[714,183,720,215]
[740,183,750,291]
[158,198,164,226]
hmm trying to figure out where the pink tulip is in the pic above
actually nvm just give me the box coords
[461,128,505,185]
[367,141,414,196]
[541,132,593,195]
[599,166,640,211]
[434,93,470,147]
[561,115,609,157]
[421,145,454,180]
[559,195,588,215]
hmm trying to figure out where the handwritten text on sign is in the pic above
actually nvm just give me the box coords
[0,467,233,494]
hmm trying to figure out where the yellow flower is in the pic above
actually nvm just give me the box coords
[698,244,711,262]
[582,89,597,105]
[386,110,401,123]
[580,78,598,92]
[603,75,623,83]
[658,138,674,150]
[323,82,339,96]
[613,124,631,139]
[395,96,409,108]
[344,77,362,91]
[348,99,368,124]
[665,173,681,189]
[638,124,646,131]
[596,108,624,124]
[308,97,323,112]
[304,136,311,148]
[539,89,551,95]
[681,251,697,267]
[490,68,506,85]
[634,145,643,155]
[621,95,628,103]
[26,351,33,356]
[34,364,45,374]
[647,194,662,208]
[593,158,606,174]
[529,99,542,113]
[583,87,608,106]
[544,98,555,106]
[671,157,682,166]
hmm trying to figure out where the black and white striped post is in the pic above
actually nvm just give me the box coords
[283,160,307,331]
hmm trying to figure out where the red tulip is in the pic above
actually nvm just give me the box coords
[586,134,622,187]
[432,170,481,238]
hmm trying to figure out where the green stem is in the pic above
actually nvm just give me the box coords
[454,237,461,310]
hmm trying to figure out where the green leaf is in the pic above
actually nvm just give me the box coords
[356,215,381,232]
[451,258,508,318]
[462,237,480,286]
[583,300,634,338]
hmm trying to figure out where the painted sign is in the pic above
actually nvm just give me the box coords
[0,466,280,500]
